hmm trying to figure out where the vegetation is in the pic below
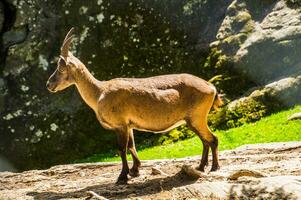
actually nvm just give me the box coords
[209,91,283,130]
[78,106,301,163]
[202,47,255,98]
[286,0,301,7]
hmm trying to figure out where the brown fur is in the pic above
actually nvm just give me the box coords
[46,29,222,184]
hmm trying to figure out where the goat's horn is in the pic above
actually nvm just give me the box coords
[63,27,75,43]
[61,27,75,58]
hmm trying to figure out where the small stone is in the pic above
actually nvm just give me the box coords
[151,166,168,176]
[288,112,301,121]
[181,165,203,179]
[228,169,265,180]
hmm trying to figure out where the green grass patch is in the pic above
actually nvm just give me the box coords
[77,106,301,163]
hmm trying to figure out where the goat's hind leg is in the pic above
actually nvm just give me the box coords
[187,123,209,171]
[128,129,141,177]
[187,119,219,172]
[209,133,219,171]
[199,139,210,171]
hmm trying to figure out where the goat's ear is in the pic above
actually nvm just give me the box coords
[59,56,67,67]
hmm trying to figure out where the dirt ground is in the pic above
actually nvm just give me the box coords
[1,141,301,200]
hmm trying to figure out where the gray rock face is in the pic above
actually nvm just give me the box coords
[210,0,301,125]
[234,1,301,84]
[229,75,301,110]
[216,0,301,84]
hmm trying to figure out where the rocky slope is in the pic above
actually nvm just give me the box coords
[1,142,301,199]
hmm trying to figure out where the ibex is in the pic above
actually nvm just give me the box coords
[46,28,223,184]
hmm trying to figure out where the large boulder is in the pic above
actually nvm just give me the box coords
[214,0,301,84]
[210,75,301,129]
[207,0,301,129]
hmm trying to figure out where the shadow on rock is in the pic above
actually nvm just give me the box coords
[228,184,297,200]
[26,170,197,199]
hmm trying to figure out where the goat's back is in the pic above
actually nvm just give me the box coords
[97,74,216,131]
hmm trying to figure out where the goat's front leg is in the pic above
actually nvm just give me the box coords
[116,129,129,184]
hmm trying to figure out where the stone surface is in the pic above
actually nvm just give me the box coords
[215,0,301,84]
[0,142,300,199]
[288,112,301,120]
[225,74,301,122]
[207,0,301,129]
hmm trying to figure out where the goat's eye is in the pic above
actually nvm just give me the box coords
[58,66,66,73]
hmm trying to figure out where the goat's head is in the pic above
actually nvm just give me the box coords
[46,28,76,93]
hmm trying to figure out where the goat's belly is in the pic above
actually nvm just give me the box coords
[133,120,186,133]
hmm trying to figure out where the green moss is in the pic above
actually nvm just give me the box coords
[234,11,252,24]
[219,31,251,51]
[204,47,225,69]
[209,92,283,130]
[222,33,248,47]
[203,46,254,97]
[157,125,194,145]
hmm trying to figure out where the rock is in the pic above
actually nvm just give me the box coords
[151,166,168,176]
[228,169,265,180]
[230,176,301,199]
[86,191,109,200]
[288,112,301,120]
[172,181,232,199]
[210,75,301,129]
[233,141,301,152]
[2,25,28,49]
[231,75,301,108]
[172,176,301,199]
[217,0,301,84]
[207,0,301,128]
[180,164,203,180]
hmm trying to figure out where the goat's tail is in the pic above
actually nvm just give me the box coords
[212,92,224,110]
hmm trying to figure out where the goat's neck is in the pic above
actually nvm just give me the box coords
[73,62,102,111]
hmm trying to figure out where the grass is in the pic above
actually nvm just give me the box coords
[78,106,301,163]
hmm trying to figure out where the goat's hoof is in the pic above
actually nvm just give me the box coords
[116,178,128,185]
[196,165,206,172]
[210,165,220,172]
[116,175,128,185]
[129,168,140,177]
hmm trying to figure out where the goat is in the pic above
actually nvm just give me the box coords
[46,28,223,184]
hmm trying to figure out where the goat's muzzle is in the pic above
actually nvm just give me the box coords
[46,81,57,93]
